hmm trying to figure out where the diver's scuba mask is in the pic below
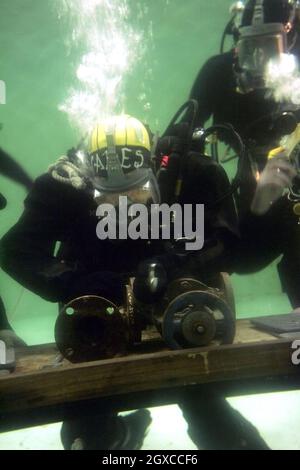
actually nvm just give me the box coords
[235,0,295,93]
[92,165,161,208]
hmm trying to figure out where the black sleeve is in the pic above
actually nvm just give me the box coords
[0,174,86,303]
[0,147,33,190]
[184,52,235,130]
[187,56,220,128]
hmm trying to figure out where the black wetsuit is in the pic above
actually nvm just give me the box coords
[189,51,300,308]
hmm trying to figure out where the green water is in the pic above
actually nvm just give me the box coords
[0,0,296,451]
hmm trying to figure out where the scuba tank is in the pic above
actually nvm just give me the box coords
[156,100,198,204]
[156,136,185,205]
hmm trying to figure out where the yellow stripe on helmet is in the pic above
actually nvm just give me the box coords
[89,115,151,154]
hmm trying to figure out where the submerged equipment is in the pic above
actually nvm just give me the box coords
[157,100,249,207]
[55,287,141,363]
[156,100,199,204]
[55,270,236,363]
[153,275,235,349]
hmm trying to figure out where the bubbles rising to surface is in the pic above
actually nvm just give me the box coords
[265,54,300,105]
[55,0,145,134]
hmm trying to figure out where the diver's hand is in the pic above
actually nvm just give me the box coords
[0,329,27,348]
[251,153,297,215]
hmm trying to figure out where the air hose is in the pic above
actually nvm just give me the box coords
[194,123,247,207]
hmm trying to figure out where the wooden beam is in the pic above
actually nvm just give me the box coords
[0,337,298,415]
[2,375,300,434]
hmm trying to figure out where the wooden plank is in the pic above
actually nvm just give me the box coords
[3,375,300,435]
[235,319,275,343]
[0,334,298,414]
[10,319,278,375]
[0,319,295,415]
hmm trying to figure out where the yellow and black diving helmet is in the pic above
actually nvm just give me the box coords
[85,115,160,207]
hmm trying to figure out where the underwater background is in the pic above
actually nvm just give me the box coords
[0,0,298,450]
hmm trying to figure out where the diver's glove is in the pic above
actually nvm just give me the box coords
[251,152,297,215]
[0,329,27,348]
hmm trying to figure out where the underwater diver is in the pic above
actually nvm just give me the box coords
[0,114,268,450]
[0,146,33,347]
[185,0,300,309]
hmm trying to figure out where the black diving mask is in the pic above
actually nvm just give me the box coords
[237,22,288,92]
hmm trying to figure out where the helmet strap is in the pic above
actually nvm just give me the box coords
[106,122,125,183]
[253,0,265,25]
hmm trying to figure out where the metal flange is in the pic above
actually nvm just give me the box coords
[162,289,235,349]
[55,295,129,363]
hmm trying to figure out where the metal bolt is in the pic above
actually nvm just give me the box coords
[181,281,190,288]
[66,307,75,316]
[106,307,115,316]
[196,326,205,334]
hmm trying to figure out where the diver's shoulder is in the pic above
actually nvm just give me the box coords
[203,51,234,70]
[25,172,90,214]
[30,172,82,200]
[34,172,67,190]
